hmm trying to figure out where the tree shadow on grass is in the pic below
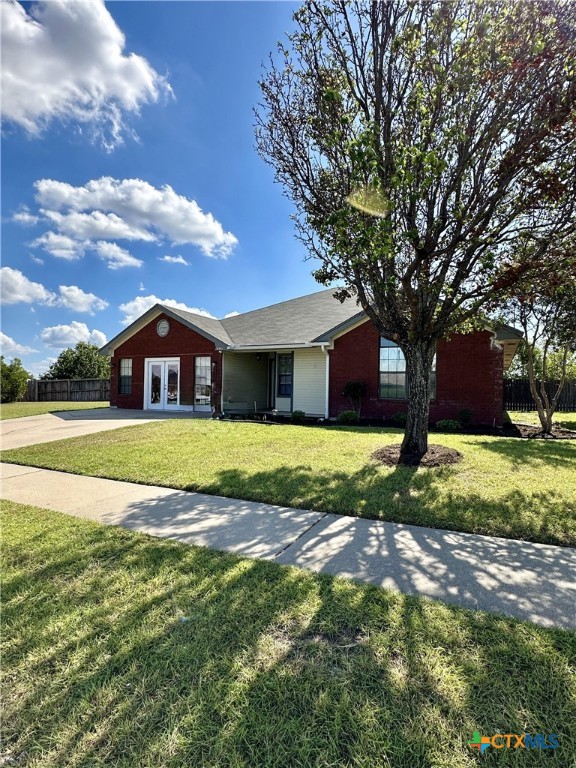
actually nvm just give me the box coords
[3,505,575,768]
[201,463,575,547]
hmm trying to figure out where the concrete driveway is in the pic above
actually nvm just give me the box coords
[0,407,208,450]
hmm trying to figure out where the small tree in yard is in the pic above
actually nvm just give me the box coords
[41,342,110,380]
[256,0,576,463]
[1,357,30,403]
[503,252,576,434]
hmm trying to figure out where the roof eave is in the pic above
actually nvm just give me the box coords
[311,310,368,343]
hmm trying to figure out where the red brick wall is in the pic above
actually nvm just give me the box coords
[329,321,504,426]
[109,313,222,410]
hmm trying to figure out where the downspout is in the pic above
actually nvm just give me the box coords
[322,344,330,419]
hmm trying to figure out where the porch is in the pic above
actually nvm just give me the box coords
[220,348,327,418]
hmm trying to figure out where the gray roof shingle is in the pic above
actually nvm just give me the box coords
[164,307,234,347]
[218,288,362,347]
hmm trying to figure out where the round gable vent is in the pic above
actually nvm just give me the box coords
[157,319,170,337]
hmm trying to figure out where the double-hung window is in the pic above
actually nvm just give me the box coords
[277,354,293,397]
[119,358,132,395]
[379,339,436,400]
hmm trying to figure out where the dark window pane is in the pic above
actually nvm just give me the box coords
[277,354,293,397]
[118,358,132,395]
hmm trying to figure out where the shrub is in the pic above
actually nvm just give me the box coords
[458,408,473,427]
[342,380,366,415]
[291,410,306,424]
[391,411,407,426]
[337,410,359,425]
[435,418,461,432]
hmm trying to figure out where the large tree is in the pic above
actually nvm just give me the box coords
[256,0,576,462]
[41,342,110,380]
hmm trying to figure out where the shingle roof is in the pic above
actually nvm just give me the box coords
[164,288,362,347]
[101,287,523,356]
[219,288,362,347]
[164,307,234,347]
[494,324,524,341]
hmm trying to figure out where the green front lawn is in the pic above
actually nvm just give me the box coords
[3,420,575,546]
[507,410,576,431]
[0,401,109,420]
[3,500,574,768]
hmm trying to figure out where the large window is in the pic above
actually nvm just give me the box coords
[119,358,132,395]
[195,356,212,406]
[379,339,436,400]
[379,340,406,399]
[277,354,293,397]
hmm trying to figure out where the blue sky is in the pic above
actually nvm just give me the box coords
[1,0,324,376]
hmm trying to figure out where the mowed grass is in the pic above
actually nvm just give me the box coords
[0,401,109,420]
[3,500,575,768]
[507,410,576,431]
[3,420,575,546]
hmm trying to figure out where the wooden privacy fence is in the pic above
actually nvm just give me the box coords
[504,378,576,411]
[24,378,110,402]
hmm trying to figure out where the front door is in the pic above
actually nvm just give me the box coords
[145,359,180,409]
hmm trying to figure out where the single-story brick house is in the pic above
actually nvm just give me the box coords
[100,288,522,425]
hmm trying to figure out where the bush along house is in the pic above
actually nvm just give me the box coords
[99,288,522,425]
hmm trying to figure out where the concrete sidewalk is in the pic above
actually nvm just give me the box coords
[2,462,575,630]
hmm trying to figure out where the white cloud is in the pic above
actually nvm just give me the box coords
[12,207,39,226]
[0,332,38,356]
[56,285,109,314]
[30,231,85,260]
[1,0,171,150]
[30,254,44,265]
[0,267,54,305]
[0,267,107,315]
[34,177,238,257]
[41,321,107,349]
[92,241,143,270]
[138,282,145,292]
[119,295,215,326]
[42,209,156,242]
[27,357,57,378]
[223,311,240,318]
[160,255,189,265]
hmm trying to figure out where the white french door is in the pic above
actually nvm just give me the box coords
[145,359,180,410]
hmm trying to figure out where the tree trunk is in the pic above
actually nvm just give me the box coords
[525,344,559,435]
[400,341,434,465]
